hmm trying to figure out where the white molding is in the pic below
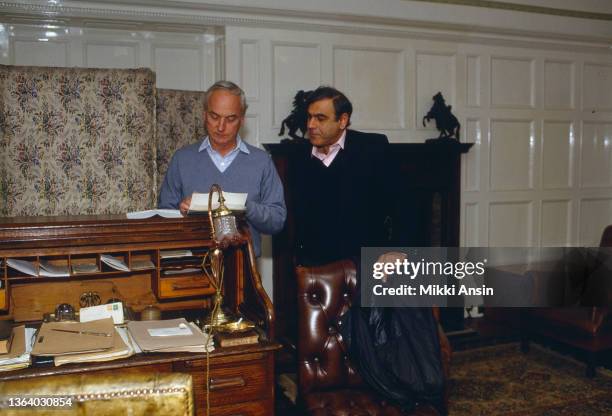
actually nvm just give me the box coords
[2,1,612,52]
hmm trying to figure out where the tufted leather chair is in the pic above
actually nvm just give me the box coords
[297,259,451,416]
[0,372,194,416]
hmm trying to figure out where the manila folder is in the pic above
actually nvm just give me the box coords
[32,318,115,356]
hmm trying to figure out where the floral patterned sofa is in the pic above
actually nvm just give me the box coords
[0,64,205,217]
[155,88,205,196]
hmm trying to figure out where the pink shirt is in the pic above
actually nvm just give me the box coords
[311,131,346,167]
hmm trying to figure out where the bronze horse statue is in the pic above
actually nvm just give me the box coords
[279,90,311,142]
[423,92,460,140]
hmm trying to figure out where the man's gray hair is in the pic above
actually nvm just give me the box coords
[204,80,248,115]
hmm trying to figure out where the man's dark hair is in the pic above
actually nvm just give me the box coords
[306,86,352,125]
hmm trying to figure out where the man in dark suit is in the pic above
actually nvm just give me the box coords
[292,86,445,414]
[292,86,393,266]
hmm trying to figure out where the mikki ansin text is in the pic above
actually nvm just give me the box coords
[370,258,494,297]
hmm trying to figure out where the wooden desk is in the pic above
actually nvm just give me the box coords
[0,215,274,338]
[0,215,278,414]
[0,342,281,416]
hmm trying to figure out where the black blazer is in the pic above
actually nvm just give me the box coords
[291,129,395,265]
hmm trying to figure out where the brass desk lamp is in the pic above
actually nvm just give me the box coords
[203,184,251,331]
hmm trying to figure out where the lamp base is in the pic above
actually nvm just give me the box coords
[207,307,232,327]
[204,309,255,333]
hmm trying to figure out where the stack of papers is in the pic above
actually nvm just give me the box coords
[100,254,130,272]
[54,327,134,367]
[29,318,134,367]
[127,318,213,353]
[72,263,99,274]
[0,326,36,372]
[131,259,155,271]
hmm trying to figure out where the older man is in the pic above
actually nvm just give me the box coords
[159,81,286,256]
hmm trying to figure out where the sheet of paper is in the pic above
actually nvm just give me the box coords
[189,191,247,212]
[147,323,192,337]
[100,254,130,272]
[126,209,183,219]
[162,267,202,275]
[6,259,38,277]
[159,249,193,259]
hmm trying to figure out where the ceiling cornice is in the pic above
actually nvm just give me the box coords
[408,0,612,21]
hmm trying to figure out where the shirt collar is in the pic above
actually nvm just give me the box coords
[198,136,250,154]
[311,130,346,158]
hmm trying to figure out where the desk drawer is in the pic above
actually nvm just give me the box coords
[175,355,270,409]
[210,399,270,416]
[158,275,214,298]
[0,288,6,310]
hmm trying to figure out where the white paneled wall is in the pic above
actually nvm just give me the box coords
[461,46,612,247]
[0,25,218,91]
[225,28,459,144]
[225,26,612,248]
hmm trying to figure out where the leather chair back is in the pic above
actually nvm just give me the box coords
[296,259,363,395]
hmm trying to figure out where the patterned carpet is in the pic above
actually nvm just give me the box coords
[448,343,612,415]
